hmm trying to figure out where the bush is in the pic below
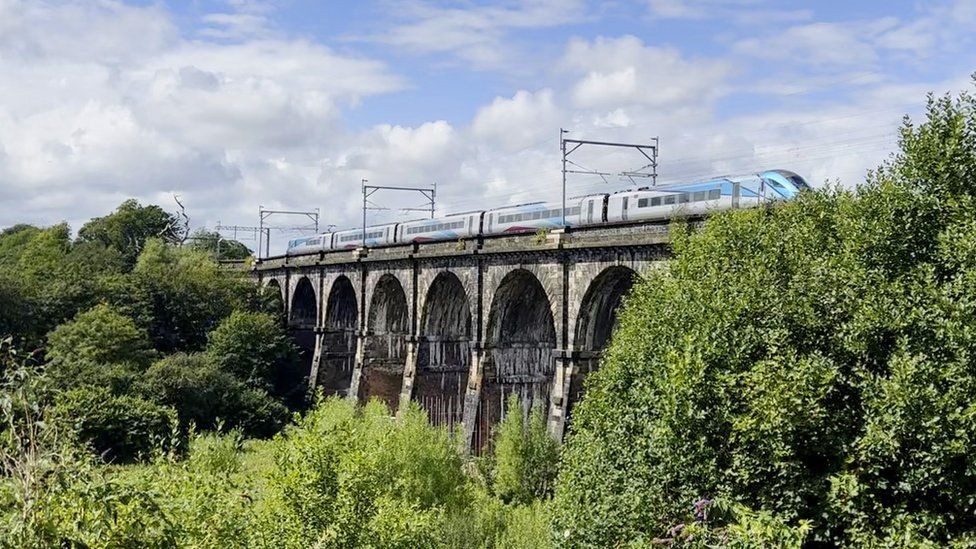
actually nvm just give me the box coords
[206,310,297,392]
[141,353,288,438]
[51,386,177,463]
[492,394,560,505]
[255,398,468,547]
[552,84,976,546]
[46,303,154,368]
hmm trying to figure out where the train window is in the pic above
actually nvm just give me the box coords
[638,198,648,208]
[709,188,721,200]
[693,191,707,202]
[678,193,690,204]
[664,195,676,205]
[651,197,661,207]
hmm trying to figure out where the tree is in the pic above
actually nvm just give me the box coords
[187,229,252,261]
[492,394,560,505]
[112,239,255,353]
[0,224,40,268]
[77,199,182,265]
[139,353,288,437]
[206,311,298,401]
[46,303,155,368]
[552,81,976,546]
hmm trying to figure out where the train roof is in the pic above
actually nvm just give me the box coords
[487,201,546,212]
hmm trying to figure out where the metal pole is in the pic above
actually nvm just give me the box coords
[560,128,568,228]
[257,206,264,259]
[431,183,436,219]
[362,179,368,249]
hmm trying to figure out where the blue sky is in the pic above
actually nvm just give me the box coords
[0,0,973,251]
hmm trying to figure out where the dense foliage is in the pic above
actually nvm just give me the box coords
[553,84,976,546]
[3,84,976,547]
[0,202,287,455]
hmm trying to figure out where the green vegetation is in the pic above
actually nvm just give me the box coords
[553,83,976,546]
[2,83,976,546]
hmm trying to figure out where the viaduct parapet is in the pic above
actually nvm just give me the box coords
[255,221,685,451]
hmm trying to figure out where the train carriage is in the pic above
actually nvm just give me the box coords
[332,224,398,250]
[287,233,334,254]
[606,169,810,224]
[397,212,481,244]
[483,200,584,236]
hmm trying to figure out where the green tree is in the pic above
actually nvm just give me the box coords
[492,394,560,505]
[206,311,297,393]
[552,82,976,546]
[51,385,177,463]
[17,223,70,280]
[188,229,252,261]
[140,353,288,437]
[0,224,41,268]
[46,303,154,368]
[112,239,254,353]
[77,199,181,265]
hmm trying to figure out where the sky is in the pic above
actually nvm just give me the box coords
[1,0,974,253]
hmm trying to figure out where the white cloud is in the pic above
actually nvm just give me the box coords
[472,89,561,152]
[0,0,403,234]
[563,36,733,109]
[357,0,588,70]
[645,0,811,24]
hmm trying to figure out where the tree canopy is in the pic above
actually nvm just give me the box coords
[77,199,183,265]
[552,82,976,546]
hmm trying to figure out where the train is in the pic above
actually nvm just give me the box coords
[286,169,810,255]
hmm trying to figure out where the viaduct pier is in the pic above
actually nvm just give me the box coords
[254,221,684,450]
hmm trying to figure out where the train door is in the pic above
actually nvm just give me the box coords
[621,197,629,221]
[487,213,493,233]
[587,199,594,224]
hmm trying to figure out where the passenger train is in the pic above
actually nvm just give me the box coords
[286,169,809,255]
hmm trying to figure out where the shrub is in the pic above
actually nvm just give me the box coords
[141,353,288,437]
[46,303,154,368]
[51,386,177,463]
[552,84,976,546]
[206,310,297,392]
[255,398,468,547]
[492,394,560,505]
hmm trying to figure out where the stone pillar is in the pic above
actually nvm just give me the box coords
[306,327,325,402]
[347,330,368,403]
[397,336,419,413]
[460,343,485,453]
[548,348,575,440]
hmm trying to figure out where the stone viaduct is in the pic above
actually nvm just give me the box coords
[254,222,683,451]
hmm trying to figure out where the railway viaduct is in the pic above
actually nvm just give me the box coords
[254,221,684,451]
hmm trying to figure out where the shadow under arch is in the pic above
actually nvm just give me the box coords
[285,276,318,405]
[262,279,285,324]
[415,271,472,429]
[474,268,556,453]
[359,273,409,413]
[567,265,637,425]
[318,275,358,397]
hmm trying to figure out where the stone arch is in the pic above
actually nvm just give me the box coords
[262,278,285,322]
[359,274,410,413]
[475,268,556,452]
[415,271,472,429]
[289,276,317,328]
[318,275,358,397]
[287,276,319,402]
[567,265,638,423]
